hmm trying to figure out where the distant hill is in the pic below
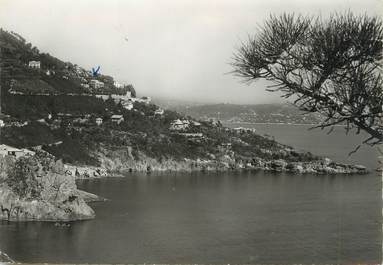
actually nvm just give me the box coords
[171,103,324,125]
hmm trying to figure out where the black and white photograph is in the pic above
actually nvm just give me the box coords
[0,0,382,264]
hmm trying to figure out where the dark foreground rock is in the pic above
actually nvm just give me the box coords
[0,184,95,221]
[0,153,97,222]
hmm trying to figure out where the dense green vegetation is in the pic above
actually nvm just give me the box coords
[4,94,107,120]
[2,122,58,147]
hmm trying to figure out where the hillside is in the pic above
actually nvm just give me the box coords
[0,29,136,96]
[0,29,367,176]
[169,103,324,125]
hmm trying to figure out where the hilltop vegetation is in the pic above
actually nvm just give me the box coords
[0,29,135,96]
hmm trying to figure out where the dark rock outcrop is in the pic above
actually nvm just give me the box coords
[0,153,96,221]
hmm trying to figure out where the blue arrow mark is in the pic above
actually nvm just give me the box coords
[92,66,100,77]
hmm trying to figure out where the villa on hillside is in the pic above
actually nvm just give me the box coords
[122,101,134,110]
[170,119,190,131]
[114,81,124,88]
[154,108,164,116]
[95,117,103,126]
[0,144,35,159]
[95,91,132,103]
[111,114,124,124]
[90,79,105,89]
[28,60,41,69]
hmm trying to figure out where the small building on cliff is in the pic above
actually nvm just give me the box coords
[89,79,104,89]
[170,119,190,131]
[95,117,103,126]
[28,60,41,69]
[154,108,164,116]
[111,114,124,124]
[0,144,35,159]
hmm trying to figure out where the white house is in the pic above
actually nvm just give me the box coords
[122,101,134,110]
[170,119,190,131]
[28,61,41,69]
[114,81,124,88]
[89,79,105,89]
[95,92,132,104]
[111,114,124,124]
[125,91,132,98]
[95,117,103,126]
[0,144,35,159]
[154,108,164,115]
[0,120,4,127]
[170,119,183,130]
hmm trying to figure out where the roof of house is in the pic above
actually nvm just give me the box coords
[21,148,35,154]
[111,114,124,119]
[0,144,22,152]
[172,119,183,125]
[90,79,104,83]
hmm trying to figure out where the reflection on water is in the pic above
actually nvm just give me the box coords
[0,124,381,264]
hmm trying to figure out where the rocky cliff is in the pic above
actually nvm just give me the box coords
[66,145,368,179]
[0,152,96,221]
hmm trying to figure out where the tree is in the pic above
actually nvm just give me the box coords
[125,84,137,98]
[232,13,383,148]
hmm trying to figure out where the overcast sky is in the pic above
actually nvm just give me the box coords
[0,0,380,104]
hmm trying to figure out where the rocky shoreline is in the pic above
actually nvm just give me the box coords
[66,151,368,179]
[0,149,368,222]
[0,184,96,222]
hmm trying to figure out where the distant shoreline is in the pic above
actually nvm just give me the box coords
[222,122,345,127]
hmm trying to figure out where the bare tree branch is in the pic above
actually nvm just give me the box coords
[231,12,383,147]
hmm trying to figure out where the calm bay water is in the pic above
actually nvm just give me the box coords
[0,124,381,264]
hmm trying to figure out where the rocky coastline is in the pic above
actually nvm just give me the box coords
[0,183,95,221]
[0,148,368,222]
[67,149,368,179]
